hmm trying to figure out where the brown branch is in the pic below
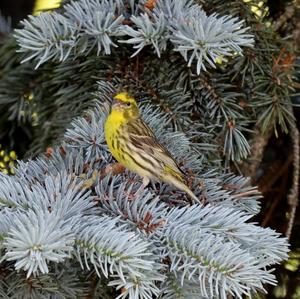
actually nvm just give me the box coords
[240,126,273,180]
[286,122,299,239]
[274,5,296,31]
[273,3,300,51]
[231,189,261,198]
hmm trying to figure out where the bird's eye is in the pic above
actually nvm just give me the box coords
[126,102,131,107]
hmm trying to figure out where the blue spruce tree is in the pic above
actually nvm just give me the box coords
[0,0,298,298]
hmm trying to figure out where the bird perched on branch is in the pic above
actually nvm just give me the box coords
[104,92,199,202]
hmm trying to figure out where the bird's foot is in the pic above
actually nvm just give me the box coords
[141,177,158,191]
[142,177,150,189]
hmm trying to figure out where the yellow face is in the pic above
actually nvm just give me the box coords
[111,92,139,120]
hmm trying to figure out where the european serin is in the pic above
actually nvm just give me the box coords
[104,92,198,202]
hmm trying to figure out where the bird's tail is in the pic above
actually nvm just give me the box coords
[164,166,199,203]
[180,183,199,203]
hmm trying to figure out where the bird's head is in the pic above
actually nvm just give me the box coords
[111,92,139,120]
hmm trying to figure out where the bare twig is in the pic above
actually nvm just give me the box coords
[274,2,300,51]
[286,122,299,239]
[241,126,273,180]
[274,5,295,31]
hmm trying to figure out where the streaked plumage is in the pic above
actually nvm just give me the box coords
[104,92,198,202]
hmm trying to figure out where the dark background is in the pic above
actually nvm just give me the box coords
[0,0,35,27]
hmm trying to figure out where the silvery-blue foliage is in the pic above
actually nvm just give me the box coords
[15,13,76,68]
[169,9,254,74]
[14,0,253,73]
[0,81,289,298]
[64,0,125,55]
[161,273,207,299]
[2,263,88,298]
[4,210,74,277]
[120,13,168,57]
[11,0,256,163]
[163,226,275,298]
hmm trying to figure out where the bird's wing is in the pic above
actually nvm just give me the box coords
[127,119,185,176]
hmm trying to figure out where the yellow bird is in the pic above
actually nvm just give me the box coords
[104,92,198,202]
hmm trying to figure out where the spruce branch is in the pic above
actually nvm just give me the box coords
[168,71,253,161]
[255,95,295,134]
[64,0,125,55]
[64,106,110,163]
[164,203,288,266]
[0,97,290,298]
[153,0,198,22]
[96,175,168,235]
[14,13,76,68]
[75,216,155,276]
[223,119,252,161]
[0,173,35,210]
[120,13,167,57]
[219,174,261,214]
[161,273,206,299]
[193,173,261,214]
[169,8,254,74]
[75,215,164,298]
[163,224,276,299]
[14,0,254,74]
[1,264,88,299]
[3,210,74,277]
